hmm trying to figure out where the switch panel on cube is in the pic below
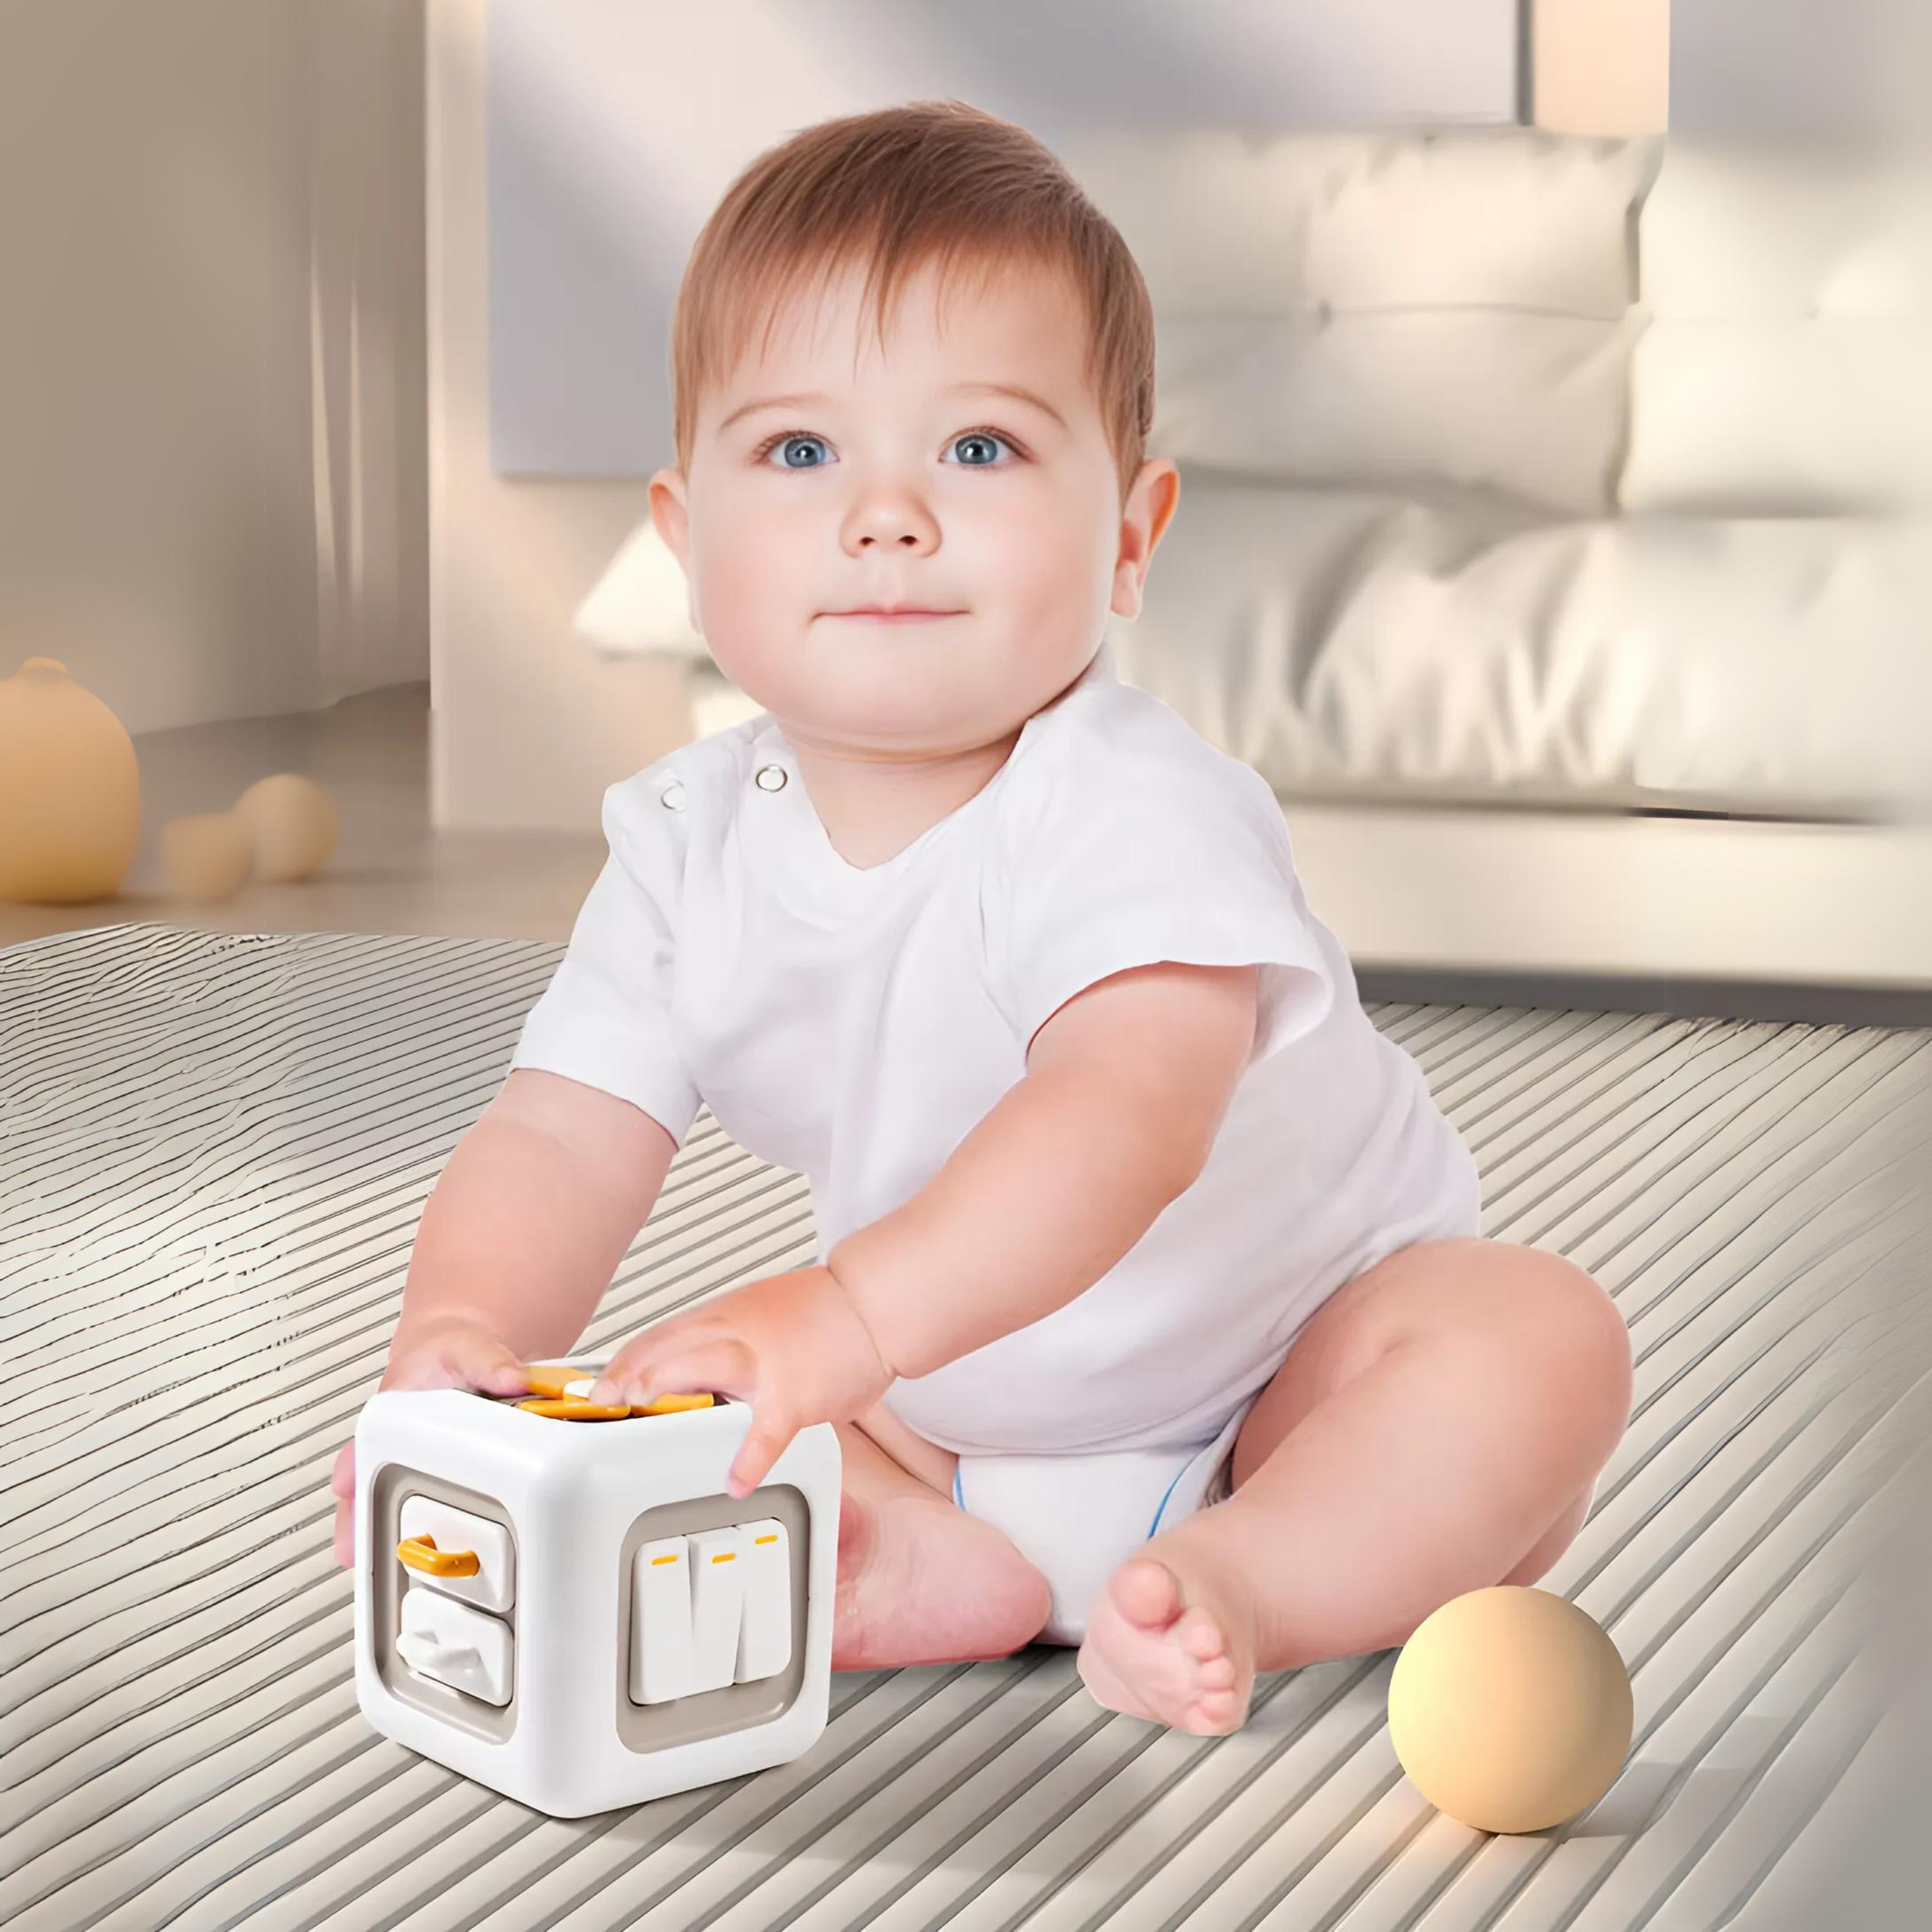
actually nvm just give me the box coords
[631,1517,791,1704]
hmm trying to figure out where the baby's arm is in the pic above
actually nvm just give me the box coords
[829,961,1260,1378]
[333,1068,679,1564]
[392,1067,677,1363]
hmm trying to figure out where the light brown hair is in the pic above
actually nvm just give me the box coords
[668,99,1155,507]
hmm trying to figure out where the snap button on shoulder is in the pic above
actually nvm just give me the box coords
[658,781,687,811]
[754,764,789,793]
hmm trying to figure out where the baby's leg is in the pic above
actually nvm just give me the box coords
[831,1411,1054,1669]
[1077,1236,1631,1733]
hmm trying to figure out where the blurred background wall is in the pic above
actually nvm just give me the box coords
[1672,0,1932,139]
[0,0,428,737]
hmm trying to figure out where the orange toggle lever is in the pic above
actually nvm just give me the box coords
[396,1532,480,1578]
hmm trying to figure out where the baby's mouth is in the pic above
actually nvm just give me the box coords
[828,611,962,623]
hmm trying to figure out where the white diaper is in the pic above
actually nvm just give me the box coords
[949,1399,1254,1646]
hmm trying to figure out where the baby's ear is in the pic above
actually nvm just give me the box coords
[647,469,691,569]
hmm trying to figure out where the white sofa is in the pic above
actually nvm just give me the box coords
[578,128,1932,1015]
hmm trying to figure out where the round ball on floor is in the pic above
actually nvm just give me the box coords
[232,773,340,883]
[1387,1585,1633,1835]
[0,656,141,904]
[162,812,253,904]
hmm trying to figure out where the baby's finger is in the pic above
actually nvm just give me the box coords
[592,1334,749,1408]
[590,1309,709,1388]
[728,1405,797,1499]
[330,1437,356,1501]
[452,1336,531,1397]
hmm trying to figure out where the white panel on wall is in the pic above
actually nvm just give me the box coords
[486,0,1522,479]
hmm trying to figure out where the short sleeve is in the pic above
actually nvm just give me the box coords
[989,723,1334,1067]
[507,776,703,1146]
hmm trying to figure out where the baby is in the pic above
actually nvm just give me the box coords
[332,100,1632,1736]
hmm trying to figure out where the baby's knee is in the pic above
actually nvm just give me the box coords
[1520,1254,1632,1463]
[1427,1245,1631,1465]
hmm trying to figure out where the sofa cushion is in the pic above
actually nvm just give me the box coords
[1057,126,1660,314]
[1056,127,1660,514]
[1110,470,1932,819]
[1624,140,1932,511]
[1153,309,1643,516]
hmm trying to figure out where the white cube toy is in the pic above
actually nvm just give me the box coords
[353,1356,842,1817]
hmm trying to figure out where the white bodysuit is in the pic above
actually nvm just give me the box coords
[509,639,1482,1642]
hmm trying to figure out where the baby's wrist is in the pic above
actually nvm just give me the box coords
[814,1259,895,1385]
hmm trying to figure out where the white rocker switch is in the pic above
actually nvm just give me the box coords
[687,1526,750,1695]
[397,1581,513,1705]
[631,1535,696,1705]
[735,1518,791,1683]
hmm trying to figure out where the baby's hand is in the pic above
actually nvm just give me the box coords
[588,1265,893,1499]
[330,1312,531,1568]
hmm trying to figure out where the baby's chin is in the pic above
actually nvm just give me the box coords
[743,667,1028,757]
[768,708,1017,762]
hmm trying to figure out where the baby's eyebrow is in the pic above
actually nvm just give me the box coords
[953,381,1067,430]
[718,381,1066,435]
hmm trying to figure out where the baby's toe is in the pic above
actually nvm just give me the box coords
[1179,1603,1227,1662]
[1184,1689,1245,1735]
[1111,1555,1185,1632]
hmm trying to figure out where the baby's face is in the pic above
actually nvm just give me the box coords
[650,256,1178,757]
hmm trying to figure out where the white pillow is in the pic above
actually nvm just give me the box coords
[1622,318,1932,513]
[574,518,773,741]
[1056,126,1658,315]
[1638,140,1932,320]
[572,514,710,660]
[1153,310,1642,515]
[1624,140,1932,512]
[1061,127,1653,512]
[1288,129,1660,316]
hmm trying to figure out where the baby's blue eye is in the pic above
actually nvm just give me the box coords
[949,431,1012,466]
[769,433,830,469]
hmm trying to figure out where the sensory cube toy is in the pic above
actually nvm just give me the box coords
[353,1357,842,1817]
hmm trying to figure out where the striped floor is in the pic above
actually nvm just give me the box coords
[3,920,1929,1932]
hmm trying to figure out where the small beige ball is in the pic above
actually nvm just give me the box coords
[1388,1586,1632,1835]
[232,773,339,883]
[161,813,253,904]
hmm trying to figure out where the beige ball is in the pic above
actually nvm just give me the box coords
[232,773,339,883]
[0,656,141,904]
[1388,1586,1632,1835]
[162,813,253,903]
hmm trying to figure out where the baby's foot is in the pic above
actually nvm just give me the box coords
[833,1488,1052,1670]
[1077,1548,1257,1734]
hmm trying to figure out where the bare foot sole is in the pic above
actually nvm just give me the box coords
[1077,1553,1256,1734]
[833,1488,1052,1669]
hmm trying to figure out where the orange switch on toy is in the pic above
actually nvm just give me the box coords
[509,1368,719,1420]
[397,1532,480,1578]
[518,1363,587,1399]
